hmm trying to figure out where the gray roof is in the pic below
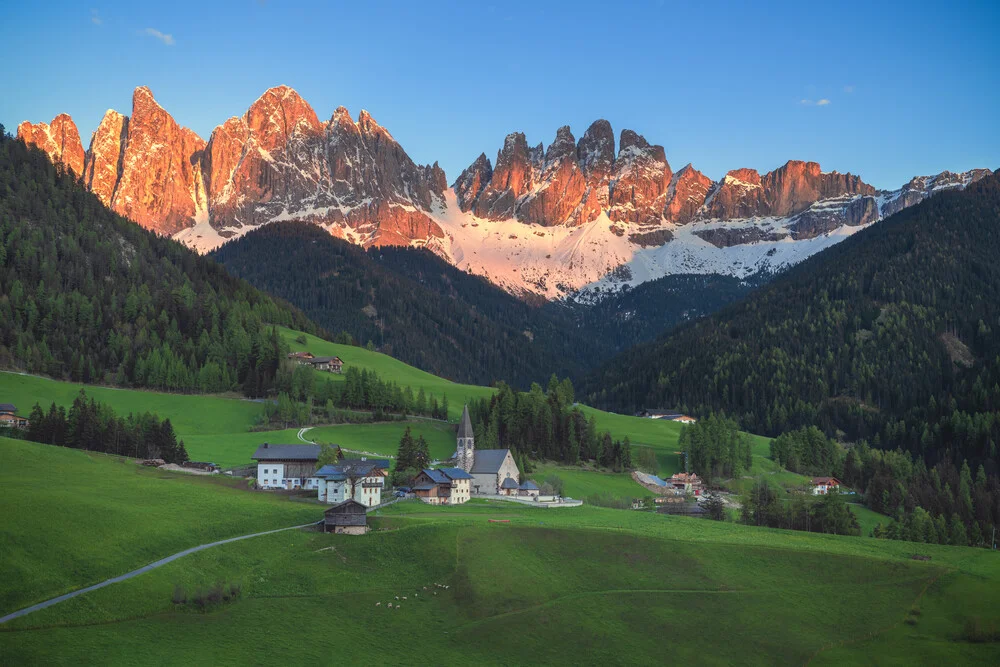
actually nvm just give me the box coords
[500,477,519,489]
[340,458,390,470]
[309,356,342,364]
[423,468,450,484]
[251,444,321,461]
[0,404,16,414]
[457,404,473,439]
[519,480,539,490]
[470,449,510,474]
[440,467,473,480]
[314,465,347,481]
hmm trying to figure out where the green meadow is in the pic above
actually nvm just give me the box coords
[0,438,318,615]
[2,446,997,665]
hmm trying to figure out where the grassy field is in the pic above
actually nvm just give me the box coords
[3,472,998,664]
[307,420,458,461]
[529,462,642,501]
[0,438,319,615]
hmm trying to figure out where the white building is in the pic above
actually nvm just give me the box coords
[252,443,322,490]
[315,459,389,507]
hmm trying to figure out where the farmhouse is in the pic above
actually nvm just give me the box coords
[0,403,29,429]
[251,443,322,490]
[287,351,315,362]
[413,467,473,505]
[323,499,369,535]
[453,404,520,495]
[307,356,344,373]
[811,477,842,495]
[668,472,704,496]
[315,458,388,506]
[639,409,696,423]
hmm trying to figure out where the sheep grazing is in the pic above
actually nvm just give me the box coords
[402,596,407,600]
[375,602,381,606]
[395,596,399,600]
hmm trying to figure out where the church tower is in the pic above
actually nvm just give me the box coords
[456,404,475,473]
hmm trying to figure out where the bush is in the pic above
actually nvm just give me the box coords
[540,474,565,497]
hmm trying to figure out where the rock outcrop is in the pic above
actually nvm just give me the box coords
[83,110,128,206]
[454,153,493,212]
[663,164,712,224]
[878,169,992,218]
[110,87,207,235]
[607,130,673,224]
[17,114,85,178]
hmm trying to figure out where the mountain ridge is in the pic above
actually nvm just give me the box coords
[16,85,992,301]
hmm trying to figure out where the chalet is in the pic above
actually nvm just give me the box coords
[0,403,28,429]
[639,409,696,424]
[811,477,842,495]
[315,458,388,506]
[413,467,473,505]
[251,443,322,490]
[287,351,315,362]
[453,404,520,494]
[307,356,344,373]
[668,472,704,496]
[323,499,369,535]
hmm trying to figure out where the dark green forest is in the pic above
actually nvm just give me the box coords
[584,171,1000,475]
[211,221,606,388]
[0,129,319,396]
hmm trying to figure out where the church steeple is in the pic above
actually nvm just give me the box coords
[456,404,475,472]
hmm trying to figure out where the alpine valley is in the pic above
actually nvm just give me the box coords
[18,85,992,302]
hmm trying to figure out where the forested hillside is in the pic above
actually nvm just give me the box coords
[0,128,319,396]
[583,170,1000,473]
[212,222,604,387]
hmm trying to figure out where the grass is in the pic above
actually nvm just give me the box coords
[3,481,999,664]
[0,438,319,616]
[0,371,262,435]
[307,421,457,461]
[529,462,643,502]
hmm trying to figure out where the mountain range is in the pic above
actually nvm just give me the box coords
[17,85,992,300]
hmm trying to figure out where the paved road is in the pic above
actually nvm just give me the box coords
[0,521,318,625]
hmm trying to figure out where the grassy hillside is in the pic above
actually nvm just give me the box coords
[2,466,997,664]
[0,438,318,615]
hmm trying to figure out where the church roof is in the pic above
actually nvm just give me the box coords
[458,404,473,439]
[470,449,511,474]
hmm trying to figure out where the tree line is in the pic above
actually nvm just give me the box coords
[24,390,188,463]
[467,376,632,473]
[0,130,320,397]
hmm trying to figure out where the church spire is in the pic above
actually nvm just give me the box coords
[458,403,473,439]
[456,403,475,473]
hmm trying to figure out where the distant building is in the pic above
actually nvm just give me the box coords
[639,409,696,424]
[315,459,389,506]
[252,443,322,490]
[287,351,315,362]
[518,480,540,498]
[323,499,369,535]
[307,356,344,373]
[668,472,704,496]
[0,403,28,429]
[811,477,842,495]
[413,467,473,505]
[454,404,520,494]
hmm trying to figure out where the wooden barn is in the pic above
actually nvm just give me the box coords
[323,499,368,535]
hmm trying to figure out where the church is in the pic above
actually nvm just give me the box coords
[454,404,520,495]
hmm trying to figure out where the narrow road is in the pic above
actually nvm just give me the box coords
[0,521,318,625]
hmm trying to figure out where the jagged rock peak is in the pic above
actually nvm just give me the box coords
[545,125,577,163]
[453,152,494,212]
[16,113,86,178]
[83,109,129,205]
[664,164,713,224]
[577,119,615,176]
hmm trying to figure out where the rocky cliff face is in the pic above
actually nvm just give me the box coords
[83,110,128,206]
[878,169,992,218]
[663,165,712,223]
[19,85,446,245]
[109,87,207,235]
[17,114,85,178]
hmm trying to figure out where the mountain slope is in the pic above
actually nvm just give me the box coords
[211,222,600,387]
[0,126,319,395]
[583,170,1000,470]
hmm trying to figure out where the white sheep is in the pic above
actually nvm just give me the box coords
[395,596,399,600]
[402,596,407,600]
[376,602,381,606]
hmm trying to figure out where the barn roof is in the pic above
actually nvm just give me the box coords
[252,444,321,461]
[457,404,473,439]
[470,449,510,474]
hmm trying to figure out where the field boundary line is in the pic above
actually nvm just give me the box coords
[0,521,319,626]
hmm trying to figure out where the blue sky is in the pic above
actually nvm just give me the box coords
[1,0,997,189]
